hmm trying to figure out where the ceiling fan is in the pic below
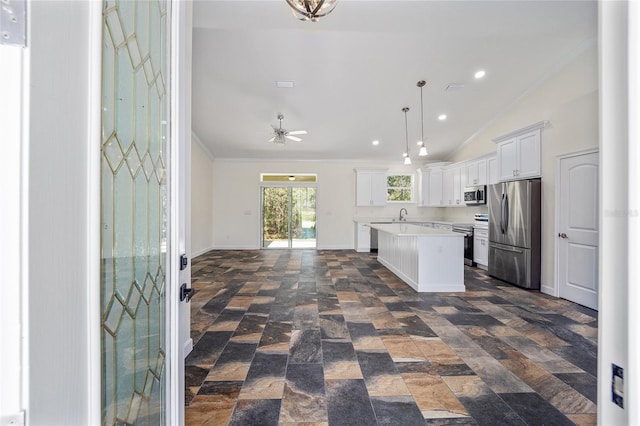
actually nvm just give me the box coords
[269,113,307,144]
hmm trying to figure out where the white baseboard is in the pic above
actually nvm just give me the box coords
[540,283,555,297]
[183,338,193,358]
[317,244,353,250]
[211,244,260,250]
[191,246,215,258]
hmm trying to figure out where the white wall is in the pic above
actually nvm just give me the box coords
[191,136,215,256]
[27,1,97,424]
[211,160,447,249]
[447,43,599,296]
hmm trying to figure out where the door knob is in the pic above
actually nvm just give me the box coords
[558,232,568,239]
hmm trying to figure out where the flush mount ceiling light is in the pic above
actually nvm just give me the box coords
[372,140,380,146]
[417,80,428,156]
[438,114,447,121]
[474,70,486,79]
[285,0,338,22]
[402,107,412,165]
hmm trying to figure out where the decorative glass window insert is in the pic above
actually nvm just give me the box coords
[387,174,414,202]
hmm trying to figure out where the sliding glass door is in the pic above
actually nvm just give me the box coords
[262,186,316,249]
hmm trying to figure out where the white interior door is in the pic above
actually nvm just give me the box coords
[557,150,599,310]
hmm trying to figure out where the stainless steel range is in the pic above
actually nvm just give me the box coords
[451,223,474,266]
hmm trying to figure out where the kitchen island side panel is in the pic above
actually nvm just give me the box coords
[376,230,464,292]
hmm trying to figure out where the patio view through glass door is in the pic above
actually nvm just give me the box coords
[262,186,317,249]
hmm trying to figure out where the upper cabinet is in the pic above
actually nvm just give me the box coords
[465,156,496,186]
[494,122,546,181]
[443,164,466,206]
[487,156,499,184]
[420,163,448,206]
[355,168,388,206]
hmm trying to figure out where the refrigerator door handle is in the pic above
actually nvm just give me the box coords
[502,192,509,233]
[500,193,505,234]
[490,243,524,254]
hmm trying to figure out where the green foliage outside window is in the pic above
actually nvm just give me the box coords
[387,175,413,201]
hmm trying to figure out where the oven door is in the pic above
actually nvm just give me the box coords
[453,229,474,266]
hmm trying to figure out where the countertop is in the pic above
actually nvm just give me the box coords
[369,223,464,237]
[353,218,473,227]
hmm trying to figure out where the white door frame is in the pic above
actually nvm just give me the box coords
[0,43,28,424]
[554,147,599,299]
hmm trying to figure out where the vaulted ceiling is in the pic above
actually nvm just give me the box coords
[191,0,597,162]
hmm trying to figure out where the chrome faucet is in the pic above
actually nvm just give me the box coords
[399,208,408,221]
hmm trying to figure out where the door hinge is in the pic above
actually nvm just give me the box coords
[0,0,26,47]
[1,411,26,426]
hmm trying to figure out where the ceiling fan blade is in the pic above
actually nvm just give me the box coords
[287,130,307,135]
[268,136,275,142]
[286,135,303,142]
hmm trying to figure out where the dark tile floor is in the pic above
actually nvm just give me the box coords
[185,250,598,426]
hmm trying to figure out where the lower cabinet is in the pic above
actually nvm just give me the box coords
[355,223,371,252]
[473,228,489,269]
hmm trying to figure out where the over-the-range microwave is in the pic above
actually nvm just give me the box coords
[463,185,487,205]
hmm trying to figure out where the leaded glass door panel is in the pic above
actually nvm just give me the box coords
[101,1,170,424]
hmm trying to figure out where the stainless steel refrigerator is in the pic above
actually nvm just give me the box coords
[488,179,541,289]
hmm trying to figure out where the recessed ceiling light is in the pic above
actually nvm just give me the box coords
[276,80,295,88]
[372,140,379,146]
[438,114,447,121]
[474,70,486,79]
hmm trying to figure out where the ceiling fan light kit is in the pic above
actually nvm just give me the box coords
[285,0,338,22]
[270,113,308,145]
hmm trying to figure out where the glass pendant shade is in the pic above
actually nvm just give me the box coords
[402,107,411,165]
[286,0,338,21]
[417,80,429,156]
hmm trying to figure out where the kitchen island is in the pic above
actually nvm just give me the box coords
[369,223,465,293]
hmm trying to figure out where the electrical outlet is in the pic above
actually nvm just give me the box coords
[612,364,624,408]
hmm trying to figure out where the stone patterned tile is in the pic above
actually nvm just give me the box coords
[229,399,282,426]
[186,250,598,425]
[325,379,377,426]
[402,373,468,418]
[370,396,424,426]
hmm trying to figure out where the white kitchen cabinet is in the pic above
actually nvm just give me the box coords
[466,158,488,186]
[473,228,489,268]
[442,167,455,206]
[355,222,371,252]
[487,156,498,184]
[355,168,387,206]
[496,128,541,181]
[443,164,466,206]
[420,166,444,206]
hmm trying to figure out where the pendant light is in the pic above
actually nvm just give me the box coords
[402,107,411,165]
[285,0,338,22]
[417,80,428,156]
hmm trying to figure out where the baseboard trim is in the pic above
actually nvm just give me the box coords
[191,246,215,258]
[211,245,260,250]
[540,284,555,297]
[183,338,193,358]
